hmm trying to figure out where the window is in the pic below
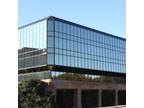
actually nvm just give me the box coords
[48,20,54,31]
[48,37,54,48]
[73,41,77,52]
[77,58,81,68]
[67,24,70,34]
[77,27,80,37]
[58,54,63,65]
[48,32,54,37]
[81,58,84,68]
[55,37,59,48]
[81,28,84,38]
[48,54,54,64]
[63,39,67,49]
[71,25,74,35]
[63,55,67,66]
[58,33,63,38]
[48,48,54,53]
[74,57,78,67]
[59,22,63,32]
[74,26,77,36]
[55,32,58,37]
[70,41,74,51]
[55,21,59,32]
[71,56,74,67]
[55,54,59,65]
[87,30,91,40]
[63,23,66,33]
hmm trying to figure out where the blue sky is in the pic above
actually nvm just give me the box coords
[18,0,125,37]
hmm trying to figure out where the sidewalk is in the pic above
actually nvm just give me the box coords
[98,105,126,108]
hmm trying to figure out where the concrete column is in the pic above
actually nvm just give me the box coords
[54,89,57,104]
[98,89,102,107]
[115,89,118,106]
[76,89,82,108]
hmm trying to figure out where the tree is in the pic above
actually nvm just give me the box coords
[94,76,126,84]
[18,79,56,108]
[54,73,92,81]
[54,73,126,84]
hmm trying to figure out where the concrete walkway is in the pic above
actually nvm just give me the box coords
[98,105,126,108]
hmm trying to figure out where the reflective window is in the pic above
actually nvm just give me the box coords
[63,39,67,49]
[55,37,59,48]
[63,23,66,33]
[48,37,54,48]
[67,56,71,66]
[67,24,70,34]
[63,55,67,66]
[48,20,54,31]
[55,21,59,32]
[18,20,47,69]
[48,54,54,64]
[19,19,126,74]
[59,38,63,49]
[59,22,63,32]
[55,54,59,65]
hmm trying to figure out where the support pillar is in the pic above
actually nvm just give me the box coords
[76,89,82,108]
[98,89,102,107]
[115,89,118,106]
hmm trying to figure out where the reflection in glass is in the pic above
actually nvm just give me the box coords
[18,20,47,69]
[19,18,126,74]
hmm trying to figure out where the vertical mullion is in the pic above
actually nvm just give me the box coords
[53,20,55,65]
[46,19,48,65]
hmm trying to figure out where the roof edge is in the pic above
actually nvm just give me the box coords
[18,16,126,40]
[18,16,53,29]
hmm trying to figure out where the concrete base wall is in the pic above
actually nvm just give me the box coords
[42,79,126,108]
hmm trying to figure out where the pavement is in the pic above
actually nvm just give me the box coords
[98,105,126,108]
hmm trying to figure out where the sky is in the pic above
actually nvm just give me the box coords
[18,0,125,37]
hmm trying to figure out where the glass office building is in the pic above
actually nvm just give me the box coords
[18,16,126,77]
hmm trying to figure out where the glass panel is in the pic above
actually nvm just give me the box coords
[19,19,126,74]
[48,20,54,31]
[71,56,74,67]
[74,26,77,36]
[71,25,74,35]
[48,37,54,48]
[55,37,59,48]
[48,54,54,64]
[59,22,63,32]
[58,38,63,49]
[55,21,59,32]
[18,20,47,69]
[67,56,71,66]
[67,24,70,34]
[63,55,67,66]
[63,23,66,33]
[48,32,54,36]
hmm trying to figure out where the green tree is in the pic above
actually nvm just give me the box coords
[94,76,126,84]
[55,73,92,81]
[54,73,126,84]
[18,79,56,108]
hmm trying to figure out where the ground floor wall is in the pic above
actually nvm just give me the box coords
[42,79,126,108]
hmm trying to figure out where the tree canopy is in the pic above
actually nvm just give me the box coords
[18,79,56,108]
[54,73,126,84]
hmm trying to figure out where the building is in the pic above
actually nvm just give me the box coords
[18,16,126,108]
